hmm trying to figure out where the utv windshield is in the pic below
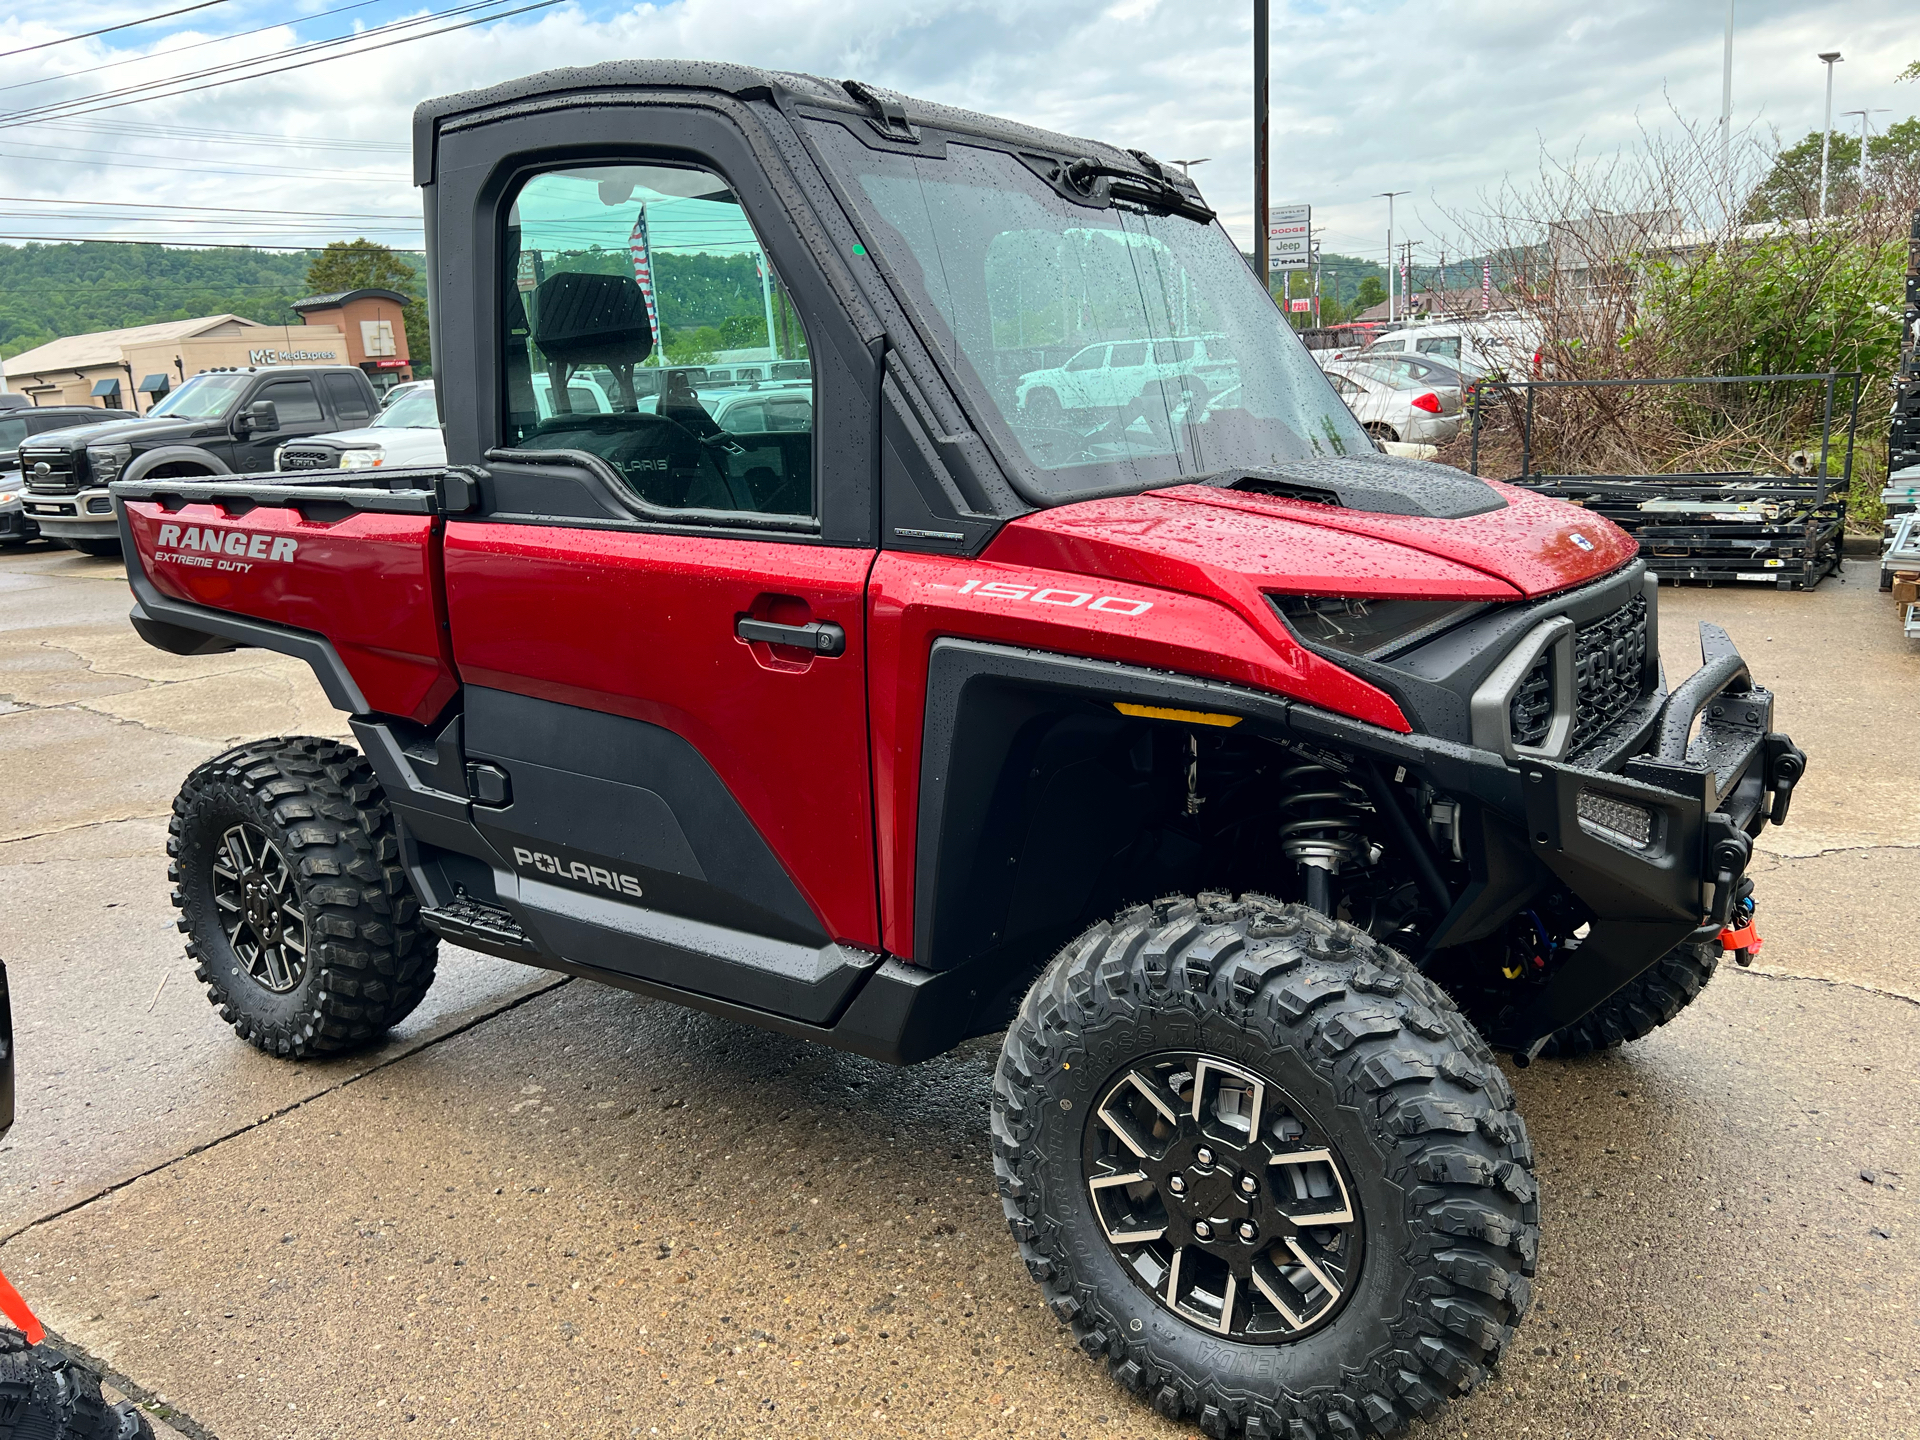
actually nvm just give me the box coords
[808,126,1368,499]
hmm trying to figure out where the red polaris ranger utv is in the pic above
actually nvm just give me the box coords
[114,64,1805,1439]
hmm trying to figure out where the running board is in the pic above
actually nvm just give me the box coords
[421,890,537,960]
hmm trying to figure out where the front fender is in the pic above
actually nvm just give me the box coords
[120,445,232,484]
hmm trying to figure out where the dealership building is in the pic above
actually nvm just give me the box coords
[2,291,414,413]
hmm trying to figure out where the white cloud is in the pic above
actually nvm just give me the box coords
[0,0,1910,265]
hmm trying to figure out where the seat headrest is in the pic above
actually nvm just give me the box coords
[532,271,653,365]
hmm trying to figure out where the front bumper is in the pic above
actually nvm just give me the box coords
[23,489,116,538]
[1468,621,1804,1055]
[0,502,36,543]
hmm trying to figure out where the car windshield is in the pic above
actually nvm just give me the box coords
[807,127,1368,499]
[0,417,27,451]
[374,387,439,428]
[147,373,250,420]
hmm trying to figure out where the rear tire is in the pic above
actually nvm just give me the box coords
[63,538,121,558]
[993,893,1537,1439]
[169,737,437,1058]
[1363,422,1399,444]
[1537,937,1719,1059]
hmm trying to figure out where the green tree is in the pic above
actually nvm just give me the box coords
[1743,130,1864,221]
[304,238,431,377]
[1353,275,1386,310]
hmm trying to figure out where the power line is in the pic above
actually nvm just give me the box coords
[0,0,563,131]
[0,0,388,99]
[27,118,408,153]
[0,195,417,219]
[0,137,403,183]
[0,234,416,252]
[0,0,235,62]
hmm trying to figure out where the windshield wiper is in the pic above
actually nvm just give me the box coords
[1063,154,1216,224]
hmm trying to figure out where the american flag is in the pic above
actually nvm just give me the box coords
[628,205,660,342]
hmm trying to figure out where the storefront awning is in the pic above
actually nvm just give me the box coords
[137,374,171,395]
[90,378,122,397]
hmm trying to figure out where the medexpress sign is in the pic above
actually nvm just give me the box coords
[247,347,338,363]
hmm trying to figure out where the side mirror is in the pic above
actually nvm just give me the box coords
[246,399,280,434]
[0,959,14,1139]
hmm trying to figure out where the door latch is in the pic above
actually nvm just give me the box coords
[734,617,846,657]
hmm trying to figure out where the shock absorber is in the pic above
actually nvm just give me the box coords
[1274,757,1374,916]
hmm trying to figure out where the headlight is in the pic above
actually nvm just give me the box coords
[272,445,287,471]
[86,442,134,485]
[1270,594,1487,661]
[339,447,384,470]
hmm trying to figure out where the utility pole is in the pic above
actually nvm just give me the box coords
[1720,1,1735,207]
[1400,240,1423,317]
[1376,190,1408,322]
[1253,0,1270,291]
[1817,51,1842,219]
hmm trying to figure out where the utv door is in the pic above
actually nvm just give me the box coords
[430,104,884,1024]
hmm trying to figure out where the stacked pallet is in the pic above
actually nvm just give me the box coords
[1513,473,1844,589]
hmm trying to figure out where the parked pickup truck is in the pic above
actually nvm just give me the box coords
[23,365,380,555]
[111,62,1804,1440]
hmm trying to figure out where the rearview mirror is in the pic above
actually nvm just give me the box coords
[246,399,280,434]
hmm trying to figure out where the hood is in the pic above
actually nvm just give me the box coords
[19,415,204,451]
[302,424,445,452]
[985,458,1638,617]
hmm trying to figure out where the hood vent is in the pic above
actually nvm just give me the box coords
[1222,454,1508,521]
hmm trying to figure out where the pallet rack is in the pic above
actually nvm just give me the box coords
[1468,371,1863,590]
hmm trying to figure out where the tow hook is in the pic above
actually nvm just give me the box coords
[1719,879,1761,966]
[1762,733,1806,826]
[1704,813,1753,927]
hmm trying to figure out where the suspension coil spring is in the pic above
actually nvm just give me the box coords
[1275,760,1373,914]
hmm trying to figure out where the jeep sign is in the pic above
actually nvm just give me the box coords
[247,347,337,364]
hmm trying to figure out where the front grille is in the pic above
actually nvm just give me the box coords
[1505,591,1650,755]
[277,446,338,471]
[21,450,80,495]
[1570,593,1649,753]
[1509,653,1554,747]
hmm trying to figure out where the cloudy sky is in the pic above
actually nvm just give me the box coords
[0,0,1911,267]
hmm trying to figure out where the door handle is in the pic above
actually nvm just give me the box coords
[735,616,846,657]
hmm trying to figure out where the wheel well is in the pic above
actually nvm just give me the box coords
[146,462,215,479]
[917,678,1471,1036]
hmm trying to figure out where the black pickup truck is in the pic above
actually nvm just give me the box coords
[21,365,379,555]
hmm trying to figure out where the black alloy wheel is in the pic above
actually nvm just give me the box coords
[209,822,307,994]
[1085,1052,1362,1342]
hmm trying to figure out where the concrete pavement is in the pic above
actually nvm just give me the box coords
[1,540,1915,1440]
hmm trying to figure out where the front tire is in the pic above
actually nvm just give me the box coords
[994,894,1537,1439]
[169,737,437,1058]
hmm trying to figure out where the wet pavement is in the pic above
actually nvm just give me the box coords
[1,540,1915,1439]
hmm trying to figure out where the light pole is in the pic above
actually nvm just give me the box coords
[1816,51,1842,219]
[1376,190,1408,322]
[1840,109,1888,190]
[1253,0,1269,287]
[1719,1,1734,208]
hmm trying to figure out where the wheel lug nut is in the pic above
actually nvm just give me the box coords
[1238,1221,1257,1242]
[1239,1174,1258,1195]
[1193,1221,1212,1240]
[1168,1175,1186,1194]
[1196,1147,1214,1166]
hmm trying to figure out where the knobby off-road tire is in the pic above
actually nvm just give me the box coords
[993,893,1538,1440]
[0,1327,155,1439]
[169,736,437,1058]
[1536,937,1719,1060]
